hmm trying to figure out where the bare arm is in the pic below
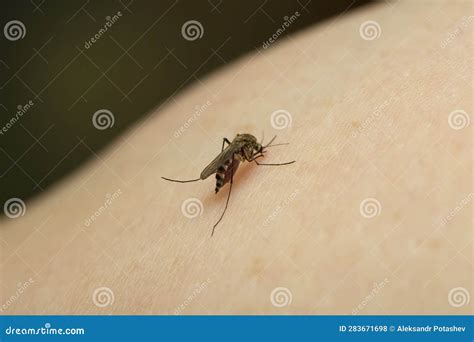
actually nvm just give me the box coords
[1,0,471,315]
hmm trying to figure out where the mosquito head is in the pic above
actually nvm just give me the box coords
[235,133,258,149]
[235,133,262,158]
[235,133,257,142]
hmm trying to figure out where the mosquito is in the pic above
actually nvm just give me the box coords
[162,133,295,236]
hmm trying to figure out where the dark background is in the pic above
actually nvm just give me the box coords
[0,0,373,213]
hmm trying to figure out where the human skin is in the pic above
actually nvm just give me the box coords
[1,0,472,314]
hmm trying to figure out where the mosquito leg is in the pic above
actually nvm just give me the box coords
[249,152,294,166]
[221,138,231,152]
[248,153,265,162]
[211,155,234,237]
[254,160,295,166]
[161,177,201,183]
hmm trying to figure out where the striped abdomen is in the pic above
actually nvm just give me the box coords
[215,158,240,193]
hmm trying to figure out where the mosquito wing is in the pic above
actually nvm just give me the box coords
[200,144,239,180]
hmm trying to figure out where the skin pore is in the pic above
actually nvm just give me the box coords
[1,0,471,314]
